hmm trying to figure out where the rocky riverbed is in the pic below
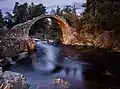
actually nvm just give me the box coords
[0,67,29,89]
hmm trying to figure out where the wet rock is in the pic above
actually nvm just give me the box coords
[94,31,113,48]
[0,58,11,67]
[0,71,30,89]
[0,67,3,76]
[113,47,120,52]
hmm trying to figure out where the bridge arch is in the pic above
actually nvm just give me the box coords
[11,15,78,44]
[27,15,71,43]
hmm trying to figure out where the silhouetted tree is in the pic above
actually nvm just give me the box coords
[61,5,78,28]
[13,2,46,25]
[28,3,46,19]
[13,2,29,24]
[4,12,15,28]
[62,5,74,14]
[56,6,62,15]
[0,9,4,28]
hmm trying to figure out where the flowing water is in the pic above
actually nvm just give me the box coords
[8,41,120,89]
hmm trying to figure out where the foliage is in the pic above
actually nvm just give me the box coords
[62,5,78,28]
[62,5,75,14]
[4,2,46,28]
[77,0,120,32]
[52,6,62,16]
[4,12,15,28]
[28,3,46,18]
[0,9,4,28]
[3,2,79,29]
[52,5,78,28]
[13,2,29,24]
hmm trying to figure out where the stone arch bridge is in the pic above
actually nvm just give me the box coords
[0,15,79,59]
[11,15,79,44]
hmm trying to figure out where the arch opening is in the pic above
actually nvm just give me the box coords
[29,17,64,43]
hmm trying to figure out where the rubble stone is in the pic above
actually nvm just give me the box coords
[0,71,30,89]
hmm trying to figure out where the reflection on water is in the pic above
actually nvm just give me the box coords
[8,42,120,89]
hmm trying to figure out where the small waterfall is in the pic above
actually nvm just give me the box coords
[31,41,60,73]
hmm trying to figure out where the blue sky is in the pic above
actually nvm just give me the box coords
[0,0,86,15]
[0,0,86,8]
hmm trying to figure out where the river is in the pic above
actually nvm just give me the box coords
[6,41,120,89]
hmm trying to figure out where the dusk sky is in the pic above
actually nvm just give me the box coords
[0,0,86,15]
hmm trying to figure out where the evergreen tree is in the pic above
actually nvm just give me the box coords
[78,0,120,32]
[28,3,46,18]
[0,9,4,28]
[4,12,15,28]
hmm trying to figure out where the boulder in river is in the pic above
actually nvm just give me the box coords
[0,70,30,89]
